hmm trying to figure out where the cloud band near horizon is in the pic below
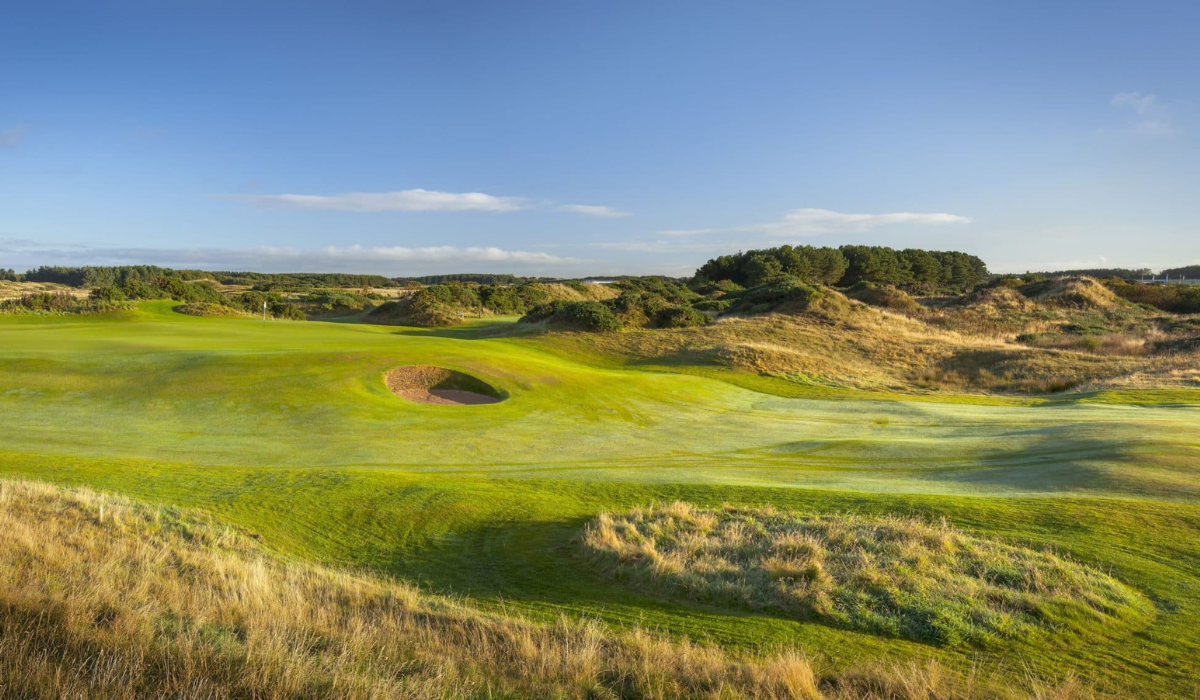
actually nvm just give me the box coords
[229,188,629,217]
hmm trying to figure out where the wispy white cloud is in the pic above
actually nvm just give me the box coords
[228,189,630,217]
[556,204,631,218]
[0,124,34,147]
[1110,92,1176,136]
[1111,92,1155,115]
[231,188,531,213]
[590,239,736,253]
[748,208,972,236]
[319,244,571,264]
[590,207,973,255]
[657,228,717,237]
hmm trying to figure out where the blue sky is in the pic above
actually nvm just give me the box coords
[2,0,1198,276]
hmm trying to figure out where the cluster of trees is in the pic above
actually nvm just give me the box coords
[0,269,19,281]
[1161,266,1200,280]
[23,265,180,287]
[694,245,989,294]
[236,272,398,290]
[695,246,848,287]
[88,274,226,306]
[18,266,404,290]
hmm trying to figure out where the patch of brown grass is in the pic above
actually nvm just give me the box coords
[0,281,89,302]
[579,503,1150,648]
[0,480,1102,699]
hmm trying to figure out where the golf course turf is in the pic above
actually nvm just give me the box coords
[2,299,1199,696]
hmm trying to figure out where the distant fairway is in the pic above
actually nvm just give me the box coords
[2,300,1200,696]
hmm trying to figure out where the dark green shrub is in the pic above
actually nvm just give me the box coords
[552,302,621,331]
[693,298,732,312]
[270,303,307,320]
[519,301,563,324]
[656,306,711,328]
[90,285,128,303]
[521,301,620,331]
[725,276,824,314]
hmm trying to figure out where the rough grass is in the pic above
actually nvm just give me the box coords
[1025,278,1120,310]
[0,280,89,302]
[534,283,1200,395]
[0,479,1094,699]
[580,503,1151,648]
[175,301,254,318]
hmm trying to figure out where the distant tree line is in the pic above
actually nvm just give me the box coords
[23,265,183,287]
[694,245,989,293]
[0,268,19,281]
[222,272,399,289]
[1160,266,1200,280]
[1022,268,1153,280]
[19,266,401,290]
[402,273,521,285]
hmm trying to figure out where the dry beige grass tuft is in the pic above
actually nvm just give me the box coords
[0,480,1097,699]
[580,503,1151,648]
[1028,278,1120,310]
[0,280,89,302]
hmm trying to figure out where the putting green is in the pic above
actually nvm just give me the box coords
[2,300,1199,696]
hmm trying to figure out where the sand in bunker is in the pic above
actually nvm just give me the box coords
[384,365,503,406]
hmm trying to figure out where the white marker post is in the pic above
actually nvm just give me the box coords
[263,300,267,324]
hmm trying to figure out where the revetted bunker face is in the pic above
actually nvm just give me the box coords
[384,365,504,406]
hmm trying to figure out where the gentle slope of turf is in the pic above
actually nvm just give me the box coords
[1,301,1199,697]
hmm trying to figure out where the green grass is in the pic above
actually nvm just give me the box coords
[2,300,1199,696]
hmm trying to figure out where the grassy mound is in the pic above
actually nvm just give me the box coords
[174,301,252,317]
[845,283,920,312]
[581,503,1150,648]
[0,479,1096,699]
[366,296,466,327]
[1025,277,1120,310]
[963,286,1033,311]
[384,365,504,404]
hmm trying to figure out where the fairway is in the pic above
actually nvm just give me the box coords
[2,301,1200,696]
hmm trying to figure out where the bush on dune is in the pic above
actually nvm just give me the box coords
[845,282,920,312]
[722,276,831,315]
[521,300,622,331]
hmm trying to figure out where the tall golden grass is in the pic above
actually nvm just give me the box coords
[0,479,1095,698]
[579,503,1149,648]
